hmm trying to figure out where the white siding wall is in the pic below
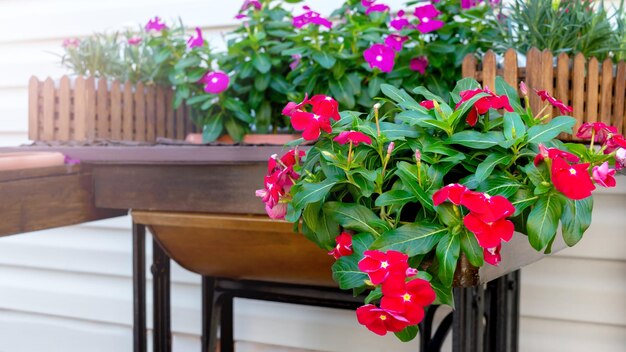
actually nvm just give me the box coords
[0,1,625,351]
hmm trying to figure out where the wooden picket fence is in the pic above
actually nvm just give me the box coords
[463,48,626,140]
[28,76,195,143]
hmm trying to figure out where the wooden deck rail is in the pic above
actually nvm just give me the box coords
[28,76,195,142]
[463,48,626,140]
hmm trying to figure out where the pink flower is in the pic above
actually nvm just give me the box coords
[282,94,309,117]
[414,4,444,33]
[128,36,142,46]
[534,144,580,166]
[380,276,436,324]
[604,134,626,154]
[293,6,333,29]
[551,157,595,200]
[356,305,409,336]
[361,0,376,6]
[519,81,528,96]
[265,202,288,220]
[334,131,372,145]
[62,38,80,48]
[432,183,468,206]
[463,213,514,249]
[384,34,409,52]
[290,111,333,141]
[390,10,411,30]
[409,56,428,74]
[592,162,616,188]
[201,71,230,94]
[187,27,204,48]
[616,148,626,170]
[289,54,302,71]
[240,0,261,11]
[365,3,390,15]
[484,245,502,266]
[145,17,167,32]
[576,122,617,143]
[462,0,481,9]
[363,44,396,73]
[420,100,435,110]
[534,89,573,115]
[328,232,353,259]
[358,250,409,285]
[309,95,341,121]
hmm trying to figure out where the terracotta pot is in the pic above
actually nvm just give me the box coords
[0,152,65,171]
[185,133,301,145]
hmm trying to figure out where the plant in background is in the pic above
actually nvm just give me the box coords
[494,0,626,61]
[257,77,625,340]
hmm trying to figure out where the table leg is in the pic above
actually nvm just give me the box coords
[452,285,485,352]
[485,270,520,352]
[152,237,172,352]
[132,222,147,352]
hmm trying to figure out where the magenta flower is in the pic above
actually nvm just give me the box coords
[364,44,396,73]
[592,162,616,188]
[145,17,167,32]
[334,131,372,145]
[290,111,333,141]
[414,4,444,33]
[282,94,309,117]
[289,54,302,71]
[366,3,390,15]
[187,27,204,48]
[384,34,408,52]
[362,0,376,6]
[462,0,482,9]
[410,56,429,74]
[62,38,80,49]
[240,0,261,11]
[127,36,142,46]
[309,95,341,121]
[390,10,411,30]
[293,6,332,29]
[616,148,626,170]
[201,71,230,94]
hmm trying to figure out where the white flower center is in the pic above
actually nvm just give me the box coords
[313,114,320,120]
[375,55,384,62]
[381,261,389,268]
[211,77,219,84]
[569,168,577,175]
[422,17,429,23]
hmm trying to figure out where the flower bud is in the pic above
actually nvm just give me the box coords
[415,149,422,162]
[373,103,381,110]
[387,142,395,156]
[616,148,626,169]
[519,81,528,96]
[405,267,418,277]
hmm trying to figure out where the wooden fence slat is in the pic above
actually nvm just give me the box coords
[85,77,96,141]
[572,53,586,137]
[156,87,166,139]
[614,62,626,135]
[146,85,156,142]
[42,78,55,141]
[28,76,40,141]
[185,106,194,136]
[165,89,175,139]
[503,48,518,87]
[526,48,543,115]
[482,50,497,90]
[96,78,109,139]
[540,49,554,119]
[586,57,599,125]
[123,82,134,140]
[110,80,122,140]
[134,82,146,142]
[74,77,87,140]
[176,102,185,140]
[462,54,477,80]
[555,53,570,140]
[58,76,71,141]
[599,59,614,126]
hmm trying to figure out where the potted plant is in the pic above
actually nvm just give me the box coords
[256,77,626,340]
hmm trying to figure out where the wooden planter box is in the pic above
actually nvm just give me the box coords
[28,76,196,143]
[463,48,626,139]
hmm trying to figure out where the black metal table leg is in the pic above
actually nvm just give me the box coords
[132,222,147,352]
[202,276,222,352]
[152,238,172,352]
[452,285,485,352]
[485,270,520,352]
[219,293,234,352]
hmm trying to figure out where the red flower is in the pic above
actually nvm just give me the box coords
[432,183,468,206]
[328,232,353,259]
[356,304,409,336]
[484,245,502,266]
[420,100,435,110]
[380,276,436,324]
[592,162,616,188]
[309,95,341,121]
[534,144,580,166]
[358,250,409,285]
[457,88,513,126]
[460,191,515,223]
[551,157,595,200]
[333,131,372,145]
[534,89,573,115]
[282,94,309,117]
[267,150,305,174]
[604,133,626,154]
[463,213,514,249]
[575,122,617,143]
[290,111,333,141]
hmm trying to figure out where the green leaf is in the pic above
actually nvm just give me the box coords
[395,161,434,211]
[394,325,419,342]
[461,231,484,267]
[364,287,383,305]
[329,77,355,109]
[312,51,336,69]
[561,197,593,246]
[174,56,200,70]
[368,76,384,98]
[202,114,223,143]
[292,177,339,210]
[474,153,512,183]
[431,280,454,307]
[378,121,420,140]
[413,119,451,134]
[527,193,565,251]
[450,78,481,104]
[495,77,524,112]
[223,116,246,142]
[323,202,390,237]
[371,223,447,256]
[435,203,460,227]
[332,256,368,290]
[381,84,419,106]
[436,233,460,287]
[255,101,272,133]
[374,190,417,207]
[503,112,526,140]
[302,201,340,250]
[447,131,505,149]
[476,175,521,198]
[252,53,272,73]
[254,73,271,91]
[527,116,576,144]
